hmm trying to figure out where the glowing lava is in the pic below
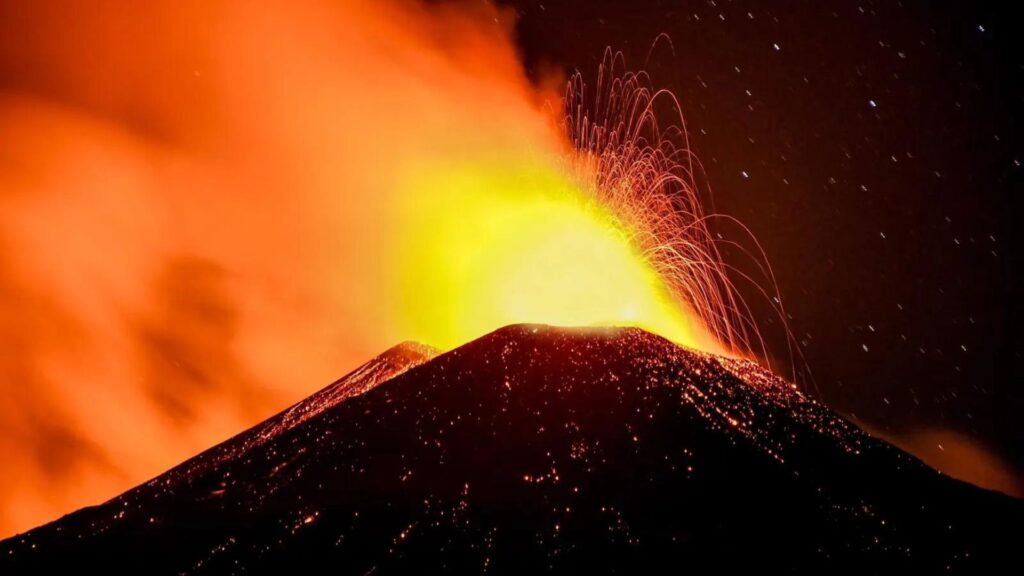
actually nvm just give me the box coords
[382,56,769,360]
[390,159,722,354]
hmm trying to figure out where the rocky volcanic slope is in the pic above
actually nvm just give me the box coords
[2,325,1020,574]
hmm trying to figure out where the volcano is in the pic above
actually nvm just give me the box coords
[2,325,1019,573]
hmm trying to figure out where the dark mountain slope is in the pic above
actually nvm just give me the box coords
[2,325,1019,574]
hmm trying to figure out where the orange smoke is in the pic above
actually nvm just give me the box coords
[0,0,582,537]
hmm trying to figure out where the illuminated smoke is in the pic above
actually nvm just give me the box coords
[0,0,565,536]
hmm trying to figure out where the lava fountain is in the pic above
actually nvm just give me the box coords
[390,53,773,359]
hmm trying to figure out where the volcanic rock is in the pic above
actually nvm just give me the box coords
[2,325,1019,574]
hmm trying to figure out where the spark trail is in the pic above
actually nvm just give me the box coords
[562,51,797,377]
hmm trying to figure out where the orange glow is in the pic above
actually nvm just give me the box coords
[0,0,732,537]
[390,159,723,352]
[865,427,1024,499]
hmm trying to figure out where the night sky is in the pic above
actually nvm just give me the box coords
[506,0,1020,472]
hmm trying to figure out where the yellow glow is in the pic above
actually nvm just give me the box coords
[388,156,725,354]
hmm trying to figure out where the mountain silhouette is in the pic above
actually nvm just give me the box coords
[2,325,1019,574]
